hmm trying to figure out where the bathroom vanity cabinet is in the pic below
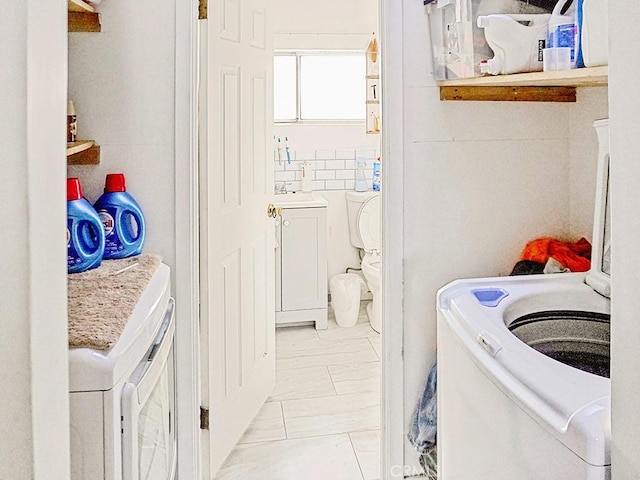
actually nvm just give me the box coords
[274,194,328,330]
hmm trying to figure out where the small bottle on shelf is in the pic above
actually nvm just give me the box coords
[67,100,77,143]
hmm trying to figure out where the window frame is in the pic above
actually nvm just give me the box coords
[274,50,366,125]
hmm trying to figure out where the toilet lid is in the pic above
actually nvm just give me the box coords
[358,195,380,251]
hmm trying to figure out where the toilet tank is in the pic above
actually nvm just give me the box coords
[346,191,378,249]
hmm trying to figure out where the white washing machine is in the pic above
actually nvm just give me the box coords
[437,120,611,480]
[69,263,177,480]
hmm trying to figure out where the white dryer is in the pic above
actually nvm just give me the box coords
[437,120,611,480]
[69,263,177,480]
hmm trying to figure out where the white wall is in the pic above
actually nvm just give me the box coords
[67,0,177,269]
[399,0,608,470]
[609,2,640,478]
[0,2,70,478]
[274,0,378,35]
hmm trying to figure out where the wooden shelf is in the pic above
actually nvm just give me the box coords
[67,141,100,165]
[68,0,101,32]
[438,66,608,102]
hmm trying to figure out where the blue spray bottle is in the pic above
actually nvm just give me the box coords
[67,178,105,273]
[94,173,146,259]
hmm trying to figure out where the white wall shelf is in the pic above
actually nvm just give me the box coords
[439,66,608,102]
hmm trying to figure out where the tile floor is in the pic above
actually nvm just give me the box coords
[215,302,381,480]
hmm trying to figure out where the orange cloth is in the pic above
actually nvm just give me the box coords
[521,237,592,272]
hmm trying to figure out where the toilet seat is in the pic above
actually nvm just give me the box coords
[357,195,381,253]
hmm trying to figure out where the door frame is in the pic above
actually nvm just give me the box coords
[174,0,201,478]
[175,0,405,478]
[380,0,406,477]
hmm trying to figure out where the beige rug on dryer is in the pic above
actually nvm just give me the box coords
[67,253,162,350]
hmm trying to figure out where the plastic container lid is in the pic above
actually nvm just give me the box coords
[105,173,127,193]
[67,178,83,201]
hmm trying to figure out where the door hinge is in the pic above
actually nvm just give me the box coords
[198,0,207,19]
[200,407,210,430]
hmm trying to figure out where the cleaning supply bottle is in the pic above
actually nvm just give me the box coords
[372,157,381,192]
[67,178,105,273]
[93,173,146,259]
[355,158,368,192]
[477,14,551,75]
[548,0,578,68]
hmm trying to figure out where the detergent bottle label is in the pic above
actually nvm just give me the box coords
[98,207,125,256]
[549,24,577,61]
[67,220,83,267]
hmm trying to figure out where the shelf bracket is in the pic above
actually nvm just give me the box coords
[440,86,577,103]
[68,11,101,32]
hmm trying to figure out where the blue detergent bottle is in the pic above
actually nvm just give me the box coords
[94,173,146,259]
[67,178,105,273]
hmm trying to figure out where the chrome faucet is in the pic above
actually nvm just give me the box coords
[275,182,291,194]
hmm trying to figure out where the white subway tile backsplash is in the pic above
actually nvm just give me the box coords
[312,180,325,190]
[336,149,356,160]
[325,159,346,170]
[356,148,376,159]
[316,149,336,160]
[325,180,346,190]
[312,160,326,170]
[274,146,380,193]
[296,150,316,161]
[336,169,355,180]
[316,170,336,181]
[275,171,296,182]
[285,161,300,172]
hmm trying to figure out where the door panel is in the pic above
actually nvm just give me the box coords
[199,0,274,476]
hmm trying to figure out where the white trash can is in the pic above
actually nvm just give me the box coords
[330,273,366,328]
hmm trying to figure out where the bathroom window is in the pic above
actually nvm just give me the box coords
[274,52,366,123]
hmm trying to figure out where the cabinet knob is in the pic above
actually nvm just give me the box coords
[283,220,290,227]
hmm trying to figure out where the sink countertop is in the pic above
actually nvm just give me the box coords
[272,192,328,208]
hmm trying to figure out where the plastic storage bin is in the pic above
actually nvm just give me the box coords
[330,273,366,328]
[427,0,553,80]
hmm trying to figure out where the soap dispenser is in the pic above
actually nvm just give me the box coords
[355,158,368,192]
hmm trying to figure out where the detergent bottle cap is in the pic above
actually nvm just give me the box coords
[67,178,83,201]
[104,173,127,193]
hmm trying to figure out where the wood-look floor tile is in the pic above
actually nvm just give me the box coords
[269,366,336,401]
[282,392,380,439]
[329,362,381,395]
[350,430,381,480]
[237,402,286,445]
[215,434,364,480]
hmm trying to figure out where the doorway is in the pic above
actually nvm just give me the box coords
[178,0,402,478]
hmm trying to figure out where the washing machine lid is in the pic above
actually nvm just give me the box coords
[358,194,381,251]
[585,119,610,299]
[438,275,611,467]
[68,263,171,392]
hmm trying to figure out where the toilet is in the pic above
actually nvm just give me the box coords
[346,191,381,333]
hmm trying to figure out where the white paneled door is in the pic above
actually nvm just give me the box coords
[198,0,275,477]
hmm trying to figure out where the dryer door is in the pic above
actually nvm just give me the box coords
[121,298,177,480]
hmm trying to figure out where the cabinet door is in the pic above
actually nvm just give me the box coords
[281,207,327,311]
